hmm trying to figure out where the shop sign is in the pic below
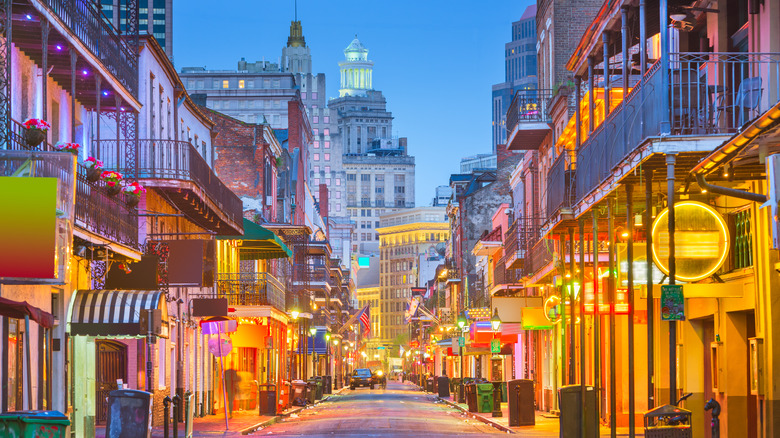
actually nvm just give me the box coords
[651,201,729,282]
[661,285,685,321]
[490,339,500,353]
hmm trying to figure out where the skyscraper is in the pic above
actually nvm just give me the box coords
[100,0,173,56]
[328,38,416,255]
[491,5,538,151]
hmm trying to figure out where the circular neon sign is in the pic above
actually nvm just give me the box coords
[651,201,729,282]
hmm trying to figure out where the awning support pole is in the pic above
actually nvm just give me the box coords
[24,314,32,410]
[217,327,229,430]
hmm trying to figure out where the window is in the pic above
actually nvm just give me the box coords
[313,153,320,161]
[312,92,318,99]
[324,141,330,149]
[324,128,330,136]
[324,116,330,123]
[325,166,331,173]
[313,129,319,136]
[301,92,307,100]
[313,116,319,123]
[238,80,245,89]
[222,80,229,89]
[313,141,320,149]
[335,178,341,186]
[324,153,330,161]
[361,174,370,182]
[336,191,341,199]
[347,174,356,181]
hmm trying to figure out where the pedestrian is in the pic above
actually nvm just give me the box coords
[224,368,240,418]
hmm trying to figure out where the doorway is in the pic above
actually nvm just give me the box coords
[95,340,127,424]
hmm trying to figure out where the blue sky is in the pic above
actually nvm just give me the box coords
[174,0,534,205]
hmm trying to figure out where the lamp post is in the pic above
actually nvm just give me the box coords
[290,309,299,380]
[310,326,317,378]
[490,309,503,418]
[325,331,331,392]
[457,312,467,404]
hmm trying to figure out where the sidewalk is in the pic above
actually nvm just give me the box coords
[414,382,644,437]
[94,386,347,437]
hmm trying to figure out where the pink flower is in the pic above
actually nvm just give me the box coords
[83,157,104,169]
[23,118,51,131]
[122,181,146,196]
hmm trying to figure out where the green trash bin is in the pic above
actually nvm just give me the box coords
[0,410,70,438]
[306,380,318,404]
[476,383,495,413]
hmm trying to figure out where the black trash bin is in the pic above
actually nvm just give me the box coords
[643,404,693,438]
[324,375,332,394]
[508,379,535,427]
[314,376,324,400]
[106,389,153,438]
[426,377,434,393]
[437,376,451,398]
[465,382,479,412]
[257,384,277,416]
[433,376,439,393]
[558,385,598,438]
[291,380,308,406]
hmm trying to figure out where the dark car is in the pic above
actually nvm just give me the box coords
[350,368,374,390]
[371,369,387,389]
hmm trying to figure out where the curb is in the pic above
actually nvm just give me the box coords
[239,387,347,435]
[436,396,514,434]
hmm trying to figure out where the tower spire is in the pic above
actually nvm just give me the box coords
[295,0,297,21]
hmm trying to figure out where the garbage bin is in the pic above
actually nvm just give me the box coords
[0,410,71,438]
[643,404,693,438]
[106,389,152,438]
[306,381,318,404]
[278,381,291,412]
[437,376,450,398]
[324,375,332,394]
[476,383,495,413]
[291,380,308,406]
[465,382,478,412]
[558,385,598,438]
[508,379,535,427]
[313,377,324,400]
[432,376,439,393]
[426,377,434,393]
[257,384,277,416]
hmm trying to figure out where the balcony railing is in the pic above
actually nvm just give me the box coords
[39,0,138,96]
[493,257,522,287]
[576,52,780,204]
[7,119,138,248]
[525,237,554,277]
[75,164,139,249]
[95,139,243,228]
[216,272,285,311]
[546,152,576,216]
[506,89,553,134]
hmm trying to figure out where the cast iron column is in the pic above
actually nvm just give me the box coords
[626,184,636,438]
[608,198,617,438]
[666,154,677,403]
[645,168,655,409]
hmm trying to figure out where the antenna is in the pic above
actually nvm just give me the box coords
[295,0,298,21]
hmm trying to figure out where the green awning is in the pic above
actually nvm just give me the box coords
[218,219,292,260]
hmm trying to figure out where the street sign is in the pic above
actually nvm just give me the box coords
[491,339,500,353]
[458,336,465,347]
[661,285,685,321]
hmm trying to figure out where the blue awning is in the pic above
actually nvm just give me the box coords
[307,328,328,354]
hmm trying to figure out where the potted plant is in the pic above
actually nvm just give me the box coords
[83,157,104,182]
[100,170,124,196]
[54,141,80,156]
[121,181,146,208]
[22,118,51,147]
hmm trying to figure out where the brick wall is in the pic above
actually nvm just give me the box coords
[203,106,278,222]
[287,99,311,225]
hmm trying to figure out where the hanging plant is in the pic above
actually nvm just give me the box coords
[22,118,51,147]
[276,156,283,168]
[83,157,104,182]
[54,141,80,155]
[121,181,146,208]
[101,170,124,197]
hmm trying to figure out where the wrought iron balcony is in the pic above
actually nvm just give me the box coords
[94,139,243,234]
[546,152,576,216]
[576,52,780,205]
[35,0,138,96]
[525,237,554,278]
[75,163,138,249]
[493,257,522,289]
[506,89,553,150]
[216,272,285,311]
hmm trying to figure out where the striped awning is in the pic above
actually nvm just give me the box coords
[69,290,168,337]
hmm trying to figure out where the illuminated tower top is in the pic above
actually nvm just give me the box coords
[339,36,374,97]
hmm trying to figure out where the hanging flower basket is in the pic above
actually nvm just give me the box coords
[54,141,80,155]
[22,118,51,147]
[83,157,104,182]
[101,170,123,197]
[122,181,146,208]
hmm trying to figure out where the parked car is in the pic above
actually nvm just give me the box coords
[350,368,374,390]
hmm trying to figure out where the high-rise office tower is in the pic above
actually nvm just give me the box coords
[100,0,173,56]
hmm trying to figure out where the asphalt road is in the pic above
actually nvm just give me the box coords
[250,381,504,437]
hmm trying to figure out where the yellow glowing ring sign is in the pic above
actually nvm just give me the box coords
[651,201,729,282]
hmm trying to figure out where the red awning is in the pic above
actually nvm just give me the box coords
[0,297,54,328]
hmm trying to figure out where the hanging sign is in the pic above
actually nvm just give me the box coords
[651,201,729,282]
[660,285,685,321]
[490,339,501,353]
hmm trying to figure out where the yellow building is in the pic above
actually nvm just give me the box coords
[377,207,449,351]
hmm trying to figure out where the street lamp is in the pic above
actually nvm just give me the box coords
[490,309,502,332]
[457,312,467,403]
[310,326,318,378]
[457,313,466,330]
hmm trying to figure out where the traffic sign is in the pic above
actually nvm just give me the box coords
[458,336,465,347]
[491,339,500,353]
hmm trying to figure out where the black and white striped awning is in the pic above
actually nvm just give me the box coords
[69,290,168,337]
